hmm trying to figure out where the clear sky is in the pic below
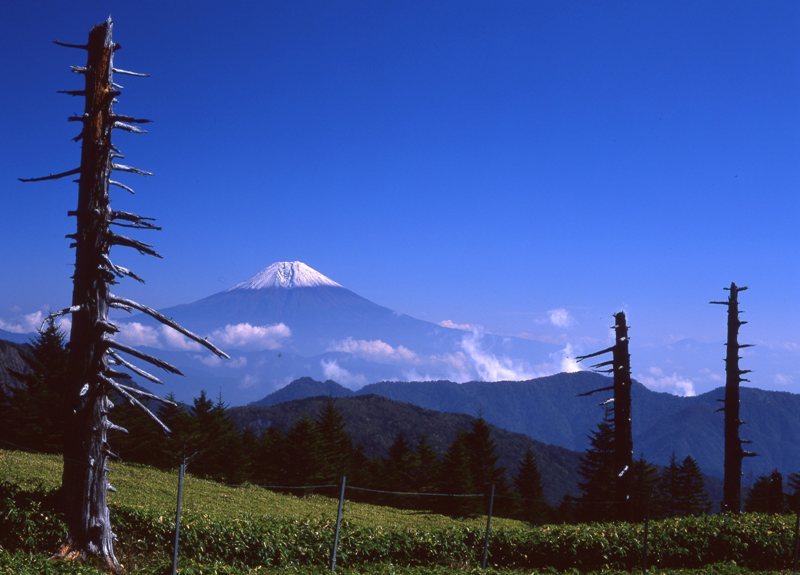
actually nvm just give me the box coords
[1,1,798,394]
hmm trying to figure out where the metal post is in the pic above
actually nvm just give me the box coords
[330,475,347,572]
[793,510,800,572]
[171,461,186,575]
[481,484,496,569]
[641,509,650,573]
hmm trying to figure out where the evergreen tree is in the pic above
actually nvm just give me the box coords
[156,394,193,468]
[745,470,785,514]
[514,447,545,523]
[464,417,507,494]
[413,434,439,492]
[282,417,319,485]
[385,432,415,491]
[7,319,68,452]
[787,472,800,512]
[252,426,286,485]
[314,400,352,483]
[628,456,659,521]
[675,456,711,515]
[576,419,617,522]
[437,433,475,515]
[656,453,681,517]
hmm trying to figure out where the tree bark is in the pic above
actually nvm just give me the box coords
[60,19,121,573]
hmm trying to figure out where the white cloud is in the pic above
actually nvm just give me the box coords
[321,359,367,388]
[117,322,160,347]
[195,354,248,368]
[328,337,417,363]
[774,373,794,387]
[460,329,534,381]
[559,343,582,373]
[239,374,260,390]
[638,367,696,397]
[160,325,202,351]
[547,308,574,328]
[0,310,45,334]
[209,322,291,351]
[439,319,473,331]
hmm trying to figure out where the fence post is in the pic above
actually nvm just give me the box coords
[793,510,800,572]
[330,475,347,572]
[481,484,496,569]
[171,461,186,575]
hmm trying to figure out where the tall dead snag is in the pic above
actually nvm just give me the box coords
[576,311,633,519]
[20,19,228,573]
[711,282,755,513]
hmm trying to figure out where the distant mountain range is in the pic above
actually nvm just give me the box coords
[251,373,800,481]
[230,394,583,505]
[108,261,560,404]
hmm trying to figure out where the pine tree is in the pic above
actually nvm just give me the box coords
[314,400,352,483]
[515,447,545,523]
[745,470,785,514]
[465,417,507,494]
[628,456,659,521]
[576,419,617,522]
[437,433,475,515]
[385,432,415,491]
[656,453,682,517]
[252,426,286,485]
[675,456,711,515]
[282,417,319,485]
[7,319,69,453]
[787,472,800,512]
[413,434,439,493]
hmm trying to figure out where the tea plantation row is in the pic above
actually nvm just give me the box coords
[1,450,799,572]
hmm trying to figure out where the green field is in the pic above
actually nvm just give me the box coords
[1,449,799,574]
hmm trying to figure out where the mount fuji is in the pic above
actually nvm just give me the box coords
[115,261,562,404]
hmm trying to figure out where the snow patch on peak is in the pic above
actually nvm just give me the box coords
[231,261,343,290]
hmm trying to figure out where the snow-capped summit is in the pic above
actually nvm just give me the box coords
[230,261,343,290]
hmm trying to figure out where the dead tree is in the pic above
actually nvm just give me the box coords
[711,282,755,513]
[576,311,633,519]
[20,19,228,572]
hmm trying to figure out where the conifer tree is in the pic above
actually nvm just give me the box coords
[8,319,69,452]
[314,399,352,483]
[386,432,415,491]
[656,453,682,517]
[414,434,439,492]
[576,419,617,522]
[465,417,507,494]
[283,417,319,485]
[253,427,286,485]
[437,433,475,515]
[787,472,800,512]
[628,456,659,521]
[515,447,545,522]
[675,456,711,515]
[745,470,785,514]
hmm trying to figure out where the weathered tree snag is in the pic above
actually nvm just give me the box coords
[576,311,633,520]
[21,19,228,573]
[711,282,755,513]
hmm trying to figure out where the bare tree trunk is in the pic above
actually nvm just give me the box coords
[21,19,228,572]
[611,312,633,517]
[576,311,633,520]
[712,282,755,513]
[58,20,121,572]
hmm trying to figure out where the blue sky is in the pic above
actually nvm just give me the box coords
[1,1,798,394]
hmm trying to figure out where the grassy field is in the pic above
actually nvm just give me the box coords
[2,449,800,574]
[0,449,519,531]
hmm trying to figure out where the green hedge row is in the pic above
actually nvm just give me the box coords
[1,481,798,572]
